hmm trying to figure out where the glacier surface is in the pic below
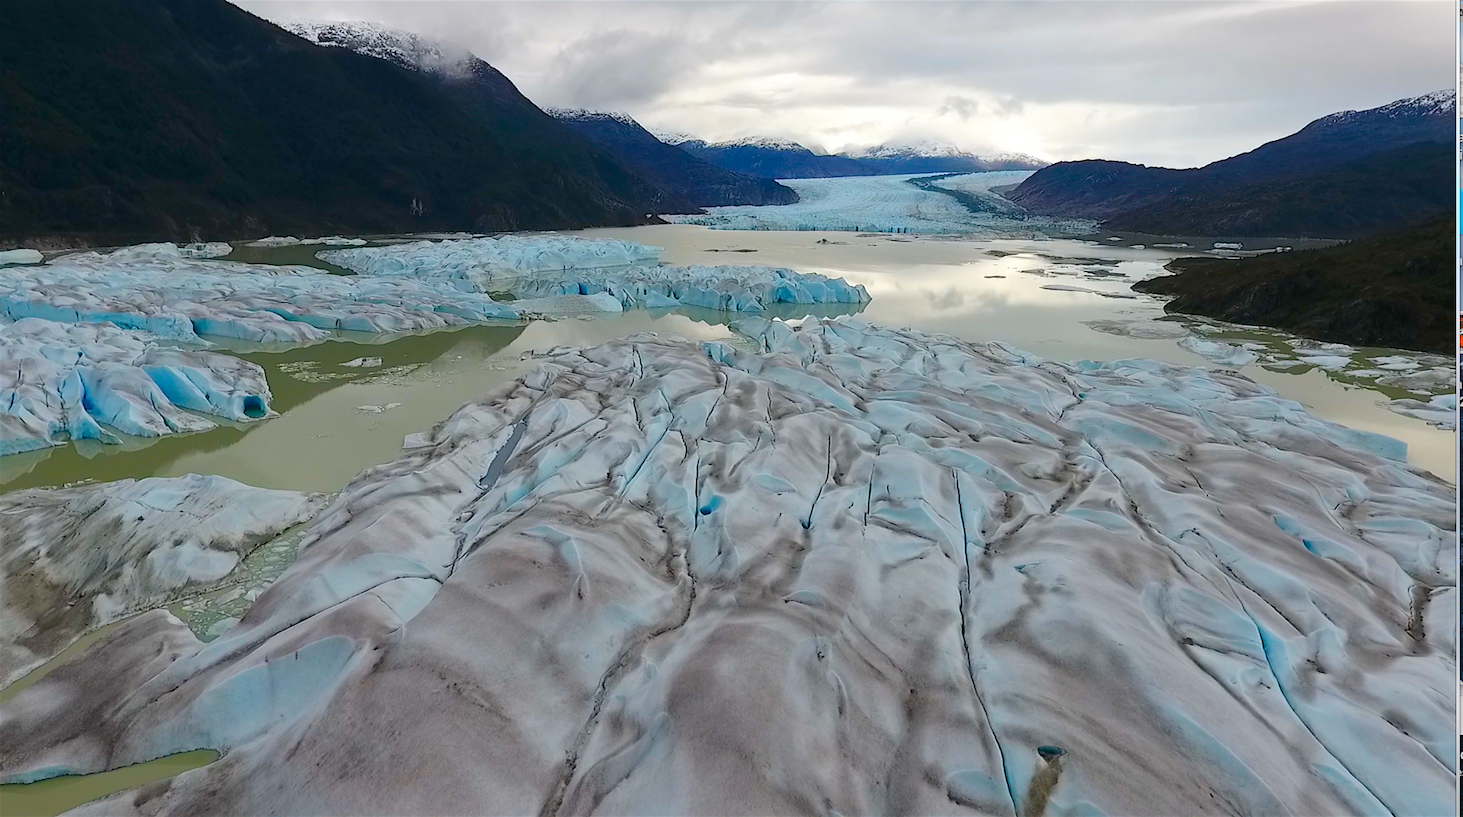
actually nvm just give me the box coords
[0,318,274,456]
[0,318,1451,816]
[667,173,1093,235]
[0,474,326,685]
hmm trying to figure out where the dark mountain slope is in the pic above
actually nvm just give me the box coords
[1106,142,1451,239]
[549,110,797,210]
[1002,161,1186,219]
[1133,216,1452,353]
[676,139,873,179]
[1007,91,1453,238]
[0,0,663,245]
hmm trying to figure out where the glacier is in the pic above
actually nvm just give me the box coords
[667,173,1094,235]
[322,236,870,311]
[0,474,326,686]
[0,318,1451,816]
[0,318,274,456]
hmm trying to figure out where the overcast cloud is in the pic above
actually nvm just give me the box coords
[235,0,1453,167]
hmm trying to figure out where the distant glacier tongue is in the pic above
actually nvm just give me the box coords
[0,318,1450,816]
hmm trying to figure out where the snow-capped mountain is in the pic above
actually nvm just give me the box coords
[283,20,477,77]
[841,142,1047,174]
[547,108,642,128]
[845,140,976,160]
[547,109,799,209]
[1008,88,1451,238]
[1314,88,1455,126]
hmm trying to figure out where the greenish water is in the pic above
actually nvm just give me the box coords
[0,751,220,817]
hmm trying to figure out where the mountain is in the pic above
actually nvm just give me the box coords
[845,142,1047,175]
[1134,216,1452,353]
[1007,90,1454,238]
[0,1,665,246]
[548,109,798,210]
[1104,142,1450,239]
[670,135,1046,179]
[675,137,873,179]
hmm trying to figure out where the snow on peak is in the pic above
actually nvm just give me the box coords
[546,108,643,128]
[282,20,478,77]
[1314,88,1455,125]
[847,140,974,160]
[652,130,700,146]
[712,136,812,152]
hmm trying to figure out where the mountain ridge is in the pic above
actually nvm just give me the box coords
[1,1,668,245]
[1007,90,1453,238]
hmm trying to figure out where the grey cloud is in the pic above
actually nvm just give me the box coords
[237,0,1450,166]
[936,95,979,120]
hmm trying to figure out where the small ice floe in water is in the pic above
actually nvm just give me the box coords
[0,249,44,266]
[341,357,383,368]
[1083,319,1189,340]
[1039,284,1136,299]
[1177,335,1259,367]
[356,402,402,414]
[1153,243,1191,248]
[246,236,367,247]
[1368,355,1421,371]
[1212,242,1243,250]
[0,317,274,456]
[0,318,1450,816]
[1385,393,1457,429]
[1298,355,1352,371]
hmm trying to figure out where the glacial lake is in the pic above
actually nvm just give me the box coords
[1,224,1451,491]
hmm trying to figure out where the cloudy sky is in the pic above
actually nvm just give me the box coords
[236,0,1452,167]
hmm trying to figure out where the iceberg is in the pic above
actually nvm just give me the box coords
[0,474,326,685]
[1385,393,1457,429]
[320,234,662,289]
[0,249,43,266]
[1,243,521,345]
[0,318,273,455]
[321,237,869,311]
[246,236,366,247]
[1178,335,1259,367]
[507,264,870,312]
[1,319,1450,816]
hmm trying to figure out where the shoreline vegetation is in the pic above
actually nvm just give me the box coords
[1133,217,1452,354]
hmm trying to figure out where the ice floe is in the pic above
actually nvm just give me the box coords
[320,234,661,289]
[1,243,521,345]
[322,237,869,312]
[1385,393,1457,429]
[1082,319,1191,340]
[1,318,1450,816]
[0,249,44,266]
[246,236,366,247]
[0,318,273,455]
[0,474,326,685]
[1178,335,1260,367]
